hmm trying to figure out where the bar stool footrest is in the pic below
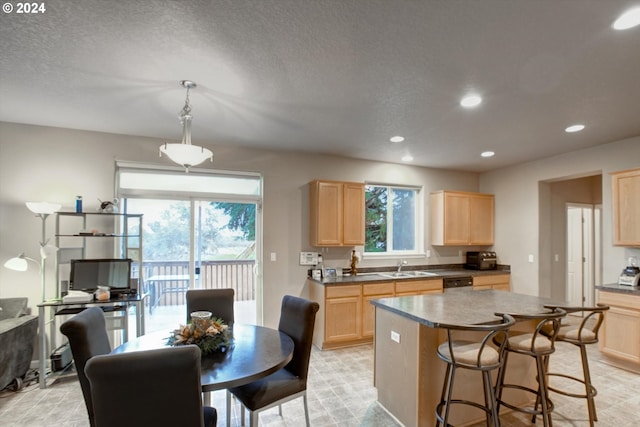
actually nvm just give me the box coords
[547,372,597,400]
[436,399,496,425]
[497,384,555,416]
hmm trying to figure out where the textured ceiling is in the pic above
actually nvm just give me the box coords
[1,0,639,172]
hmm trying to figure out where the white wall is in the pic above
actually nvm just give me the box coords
[0,122,480,327]
[480,136,640,297]
[3,122,639,326]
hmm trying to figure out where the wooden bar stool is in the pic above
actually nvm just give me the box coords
[541,304,609,427]
[494,308,566,427]
[435,313,515,427]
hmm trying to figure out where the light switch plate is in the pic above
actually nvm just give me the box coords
[391,330,401,343]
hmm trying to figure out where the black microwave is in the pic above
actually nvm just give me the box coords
[465,251,497,270]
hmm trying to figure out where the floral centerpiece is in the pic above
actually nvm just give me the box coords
[168,311,233,356]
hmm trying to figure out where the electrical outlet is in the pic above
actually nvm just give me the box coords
[528,254,535,263]
[270,252,277,261]
[391,330,401,343]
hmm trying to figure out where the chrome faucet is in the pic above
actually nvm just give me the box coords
[397,260,408,273]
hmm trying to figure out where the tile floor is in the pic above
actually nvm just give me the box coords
[1,340,639,426]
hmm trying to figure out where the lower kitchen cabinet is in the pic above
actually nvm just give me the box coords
[362,282,395,338]
[598,291,640,367]
[309,278,443,349]
[395,278,443,296]
[472,273,510,291]
[325,285,362,343]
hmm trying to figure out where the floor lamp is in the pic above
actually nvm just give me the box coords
[3,202,61,302]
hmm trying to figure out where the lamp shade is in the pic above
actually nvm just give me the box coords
[160,143,213,170]
[4,256,29,271]
[26,202,62,214]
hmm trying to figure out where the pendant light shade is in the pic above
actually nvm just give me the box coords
[159,80,213,172]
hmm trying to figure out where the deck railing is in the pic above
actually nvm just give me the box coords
[142,260,256,308]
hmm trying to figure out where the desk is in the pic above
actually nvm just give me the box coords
[371,290,567,427]
[37,294,146,389]
[111,324,294,403]
[146,274,190,313]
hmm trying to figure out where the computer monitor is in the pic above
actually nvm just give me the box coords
[69,258,133,295]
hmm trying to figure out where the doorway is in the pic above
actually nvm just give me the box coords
[542,174,602,302]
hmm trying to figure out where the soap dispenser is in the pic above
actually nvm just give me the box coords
[350,250,358,276]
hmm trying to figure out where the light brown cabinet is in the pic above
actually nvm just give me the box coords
[472,274,510,291]
[362,282,395,338]
[324,285,362,343]
[309,278,443,349]
[309,180,365,246]
[611,168,640,246]
[395,278,443,296]
[598,291,640,367]
[430,190,494,246]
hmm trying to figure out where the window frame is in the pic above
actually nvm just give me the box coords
[363,183,425,259]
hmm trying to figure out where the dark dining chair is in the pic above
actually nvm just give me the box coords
[59,307,112,427]
[186,288,235,326]
[85,346,217,427]
[227,295,320,427]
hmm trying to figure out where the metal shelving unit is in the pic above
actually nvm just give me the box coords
[54,211,143,298]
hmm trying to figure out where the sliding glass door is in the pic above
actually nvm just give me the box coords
[116,163,262,333]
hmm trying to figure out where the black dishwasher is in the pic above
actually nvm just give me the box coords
[443,276,473,292]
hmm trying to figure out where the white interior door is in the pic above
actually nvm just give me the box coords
[566,204,596,308]
[567,206,584,307]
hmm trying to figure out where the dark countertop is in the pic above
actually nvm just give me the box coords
[596,283,640,295]
[308,265,510,286]
[370,290,566,328]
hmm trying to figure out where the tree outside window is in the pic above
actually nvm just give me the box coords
[365,185,419,254]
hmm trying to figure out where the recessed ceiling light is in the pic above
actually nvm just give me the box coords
[401,154,414,162]
[481,151,495,158]
[390,136,405,143]
[460,94,482,108]
[613,7,640,30]
[565,124,585,133]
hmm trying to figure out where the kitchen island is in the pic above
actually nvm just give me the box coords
[371,290,565,427]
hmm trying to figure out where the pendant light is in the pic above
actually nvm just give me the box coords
[159,80,213,172]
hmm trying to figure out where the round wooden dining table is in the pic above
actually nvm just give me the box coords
[111,324,295,399]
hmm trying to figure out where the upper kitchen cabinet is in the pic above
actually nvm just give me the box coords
[430,190,494,246]
[611,168,640,246]
[309,180,365,246]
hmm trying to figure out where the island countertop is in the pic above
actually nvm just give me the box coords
[370,289,566,328]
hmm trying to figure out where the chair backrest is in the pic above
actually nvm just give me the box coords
[438,313,516,369]
[544,303,610,343]
[500,308,566,355]
[278,295,320,380]
[85,346,206,427]
[186,288,235,326]
[59,307,111,426]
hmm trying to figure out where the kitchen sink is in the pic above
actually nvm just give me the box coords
[377,271,439,279]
